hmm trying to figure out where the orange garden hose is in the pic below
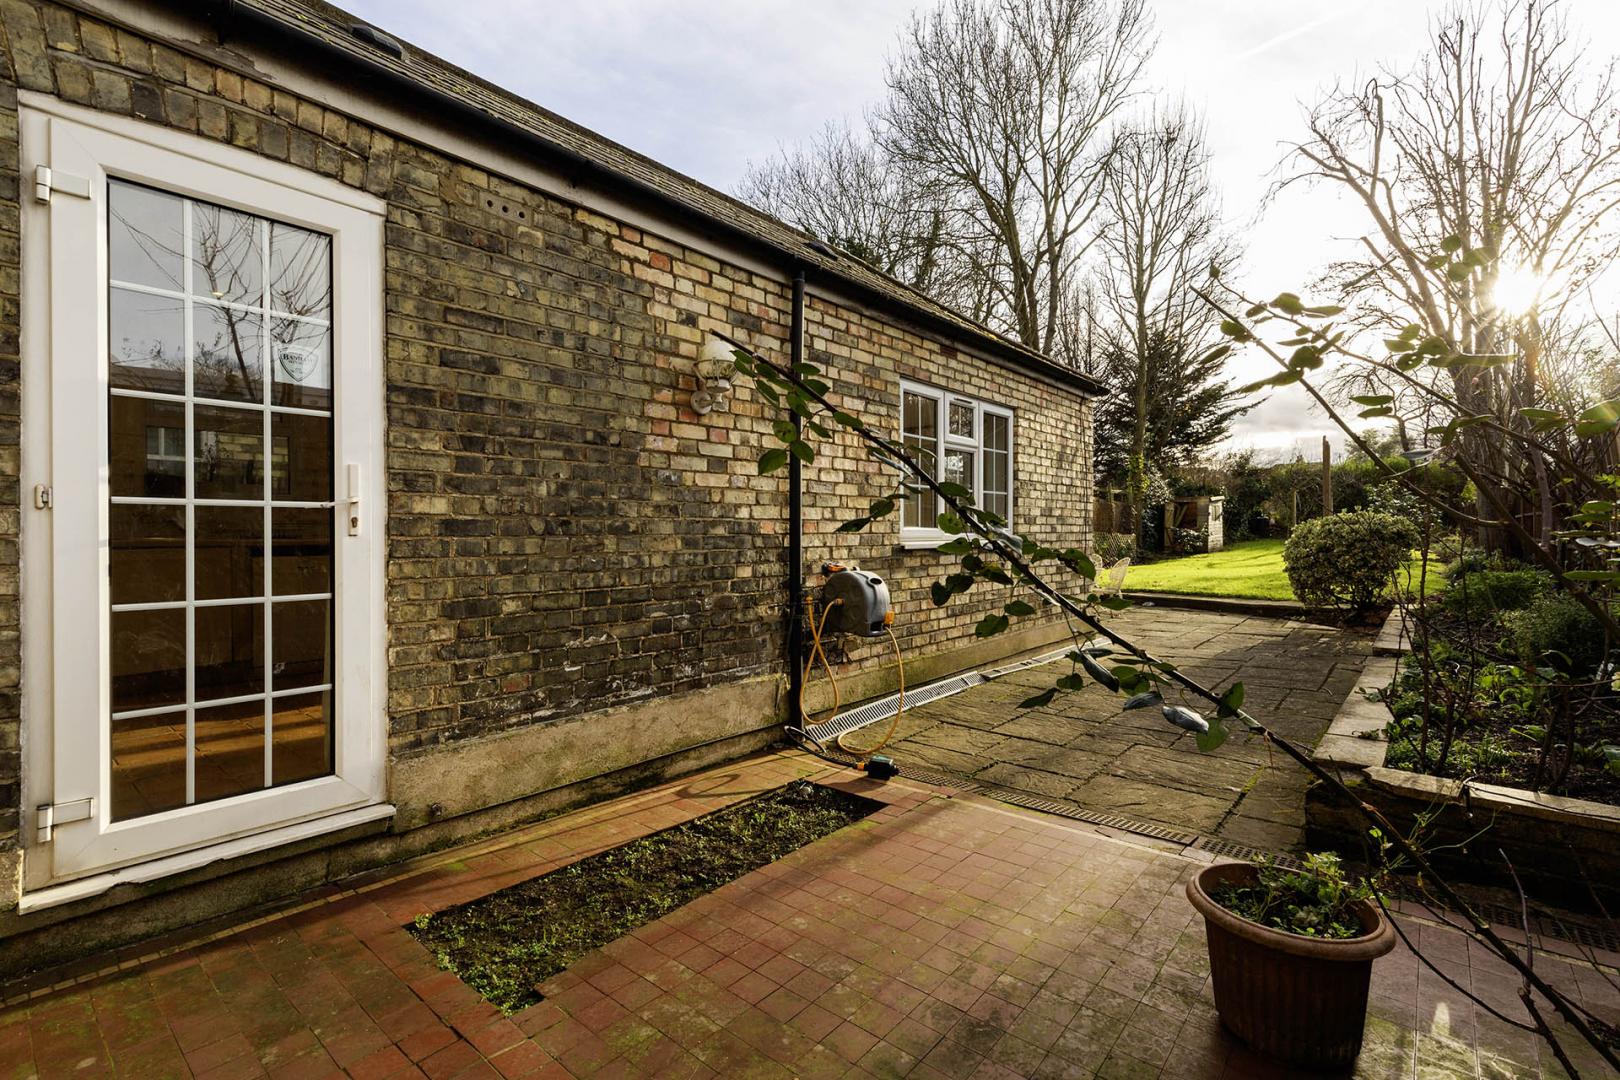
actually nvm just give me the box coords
[797,596,906,762]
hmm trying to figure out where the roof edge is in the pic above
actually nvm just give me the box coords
[215,1,1104,397]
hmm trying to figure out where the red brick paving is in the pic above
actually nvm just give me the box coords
[2,750,1617,1078]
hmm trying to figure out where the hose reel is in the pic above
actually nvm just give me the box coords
[792,564,903,778]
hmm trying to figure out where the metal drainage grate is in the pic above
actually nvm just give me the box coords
[980,645,1077,679]
[802,672,983,745]
[1194,836,1302,871]
[1543,916,1620,954]
[979,785,1200,845]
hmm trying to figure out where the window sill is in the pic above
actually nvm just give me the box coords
[898,535,956,551]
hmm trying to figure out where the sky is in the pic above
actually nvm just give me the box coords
[346,0,1620,463]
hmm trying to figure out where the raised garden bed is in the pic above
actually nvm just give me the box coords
[408,781,881,1012]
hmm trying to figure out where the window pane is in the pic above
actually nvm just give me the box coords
[270,223,331,321]
[109,181,184,291]
[273,599,331,691]
[273,507,332,595]
[902,391,939,530]
[272,690,331,786]
[949,400,974,439]
[112,608,185,712]
[984,413,1010,453]
[984,491,1009,521]
[110,289,185,395]
[195,602,264,703]
[191,203,263,307]
[269,318,332,410]
[111,504,185,605]
[271,411,333,501]
[944,449,974,493]
[194,699,265,805]
[110,396,185,498]
[110,711,187,821]
[194,304,262,403]
[195,405,263,500]
[196,505,264,601]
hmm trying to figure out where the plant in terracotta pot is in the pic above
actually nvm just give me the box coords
[1186,852,1396,1070]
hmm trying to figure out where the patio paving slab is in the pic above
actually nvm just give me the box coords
[1,749,1615,1079]
[880,608,1373,851]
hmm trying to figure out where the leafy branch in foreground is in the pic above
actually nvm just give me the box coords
[715,327,1620,1073]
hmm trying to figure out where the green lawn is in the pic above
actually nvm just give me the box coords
[1120,538,1446,602]
[1122,539,1295,601]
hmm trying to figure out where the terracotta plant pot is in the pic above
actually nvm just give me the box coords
[1186,861,1397,1070]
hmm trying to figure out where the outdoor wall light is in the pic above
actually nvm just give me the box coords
[691,336,735,415]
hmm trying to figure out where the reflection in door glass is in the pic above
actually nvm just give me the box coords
[106,181,336,818]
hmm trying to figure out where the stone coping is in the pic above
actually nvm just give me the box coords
[1122,591,1308,618]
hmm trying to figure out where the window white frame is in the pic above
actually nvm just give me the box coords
[898,379,1014,548]
[19,95,388,890]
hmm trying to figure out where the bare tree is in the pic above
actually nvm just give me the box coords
[1094,103,1247,511]
[877,0,1153,365]
[1289,0,1620,550]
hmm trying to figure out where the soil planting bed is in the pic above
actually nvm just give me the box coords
[407,781,881,1012]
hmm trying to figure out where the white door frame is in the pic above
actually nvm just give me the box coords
[19,94,389,891]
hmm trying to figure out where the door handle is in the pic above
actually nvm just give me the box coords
[346,463,361,537]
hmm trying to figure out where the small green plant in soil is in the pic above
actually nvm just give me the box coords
[1211,853,1376,940]
[407,782,878,1013]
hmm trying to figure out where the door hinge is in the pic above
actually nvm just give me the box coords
[32,483,52,510]
[33,164,91,204]
[36,798,94,843]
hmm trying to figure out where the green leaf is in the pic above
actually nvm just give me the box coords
[1195,722,1229,753]
[1005,600,1037,616]
[1018,688,1058,709]
[773,419,798,444]
[757,448,788,475]
[1304,304,1344,316]
[1446,262,1472,282]
[1219,319,1248,339]
[1358,406,1393,419]
[836,517,871,533]
[833,412,861,428]
[975,614,1010,638]
[937,537,974,556]
[930,581,952,607]
[1604,745,1620,778]
[1060,549,1098,579]
[937,482,972,500]
[869,498,896,518]
[1440,234,1463,253]
[1351,394,1394,406]
[1574,400,1620,438]
[1218,682,1245,718]
[1163,705,1208,734]
[1079,651,1119,691]
[788,440,815,464]
[755,382,780,406]
[937,511,965,535]
[1272,292,1304,315]
[1098,596,1132,611]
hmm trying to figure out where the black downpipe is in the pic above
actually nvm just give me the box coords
[787,270,806,716]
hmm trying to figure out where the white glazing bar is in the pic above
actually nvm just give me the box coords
[112,496,335,509]
[261,214,274,789]
[112,683,334,722]
[111,387,331,420]
[111,592,330,613]
[109,276,330,328]
[182,195,196,806]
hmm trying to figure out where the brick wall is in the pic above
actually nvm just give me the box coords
[0,0,1091,851]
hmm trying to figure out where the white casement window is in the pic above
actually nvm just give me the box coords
[898,379,1014,547]
[20,95,389,897]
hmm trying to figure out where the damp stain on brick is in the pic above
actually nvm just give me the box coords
[405,781,882,1012]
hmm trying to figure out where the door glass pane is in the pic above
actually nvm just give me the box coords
[111,608,185,712]
[194,405,263,500]
[194,699,265,806]
[943,449,974,493]
[194,603,264,703]
[194,305,262,403]
[107,184,336,820]
[273,600,330,690]
[901,390,939,530]
[109,181,183,291]
[109,289,184,394]
[196,505,264,601]
[191,204,263,307]
[110,396,185,498]
[273,508,332,595]
[270,318,332,410]
[273,690,331,786]
[110,712,187,822]
[111,504,184,605]
[272,412,333,501]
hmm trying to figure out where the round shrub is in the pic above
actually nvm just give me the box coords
[1504,593,1608,676]
[1441,568,1551,621]
[1282,511,1420,613]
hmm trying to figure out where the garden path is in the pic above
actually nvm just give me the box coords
[3,751,1609,1079]
[881,607,1371,852]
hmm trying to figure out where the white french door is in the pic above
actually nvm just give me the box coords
[20,98,387,886]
